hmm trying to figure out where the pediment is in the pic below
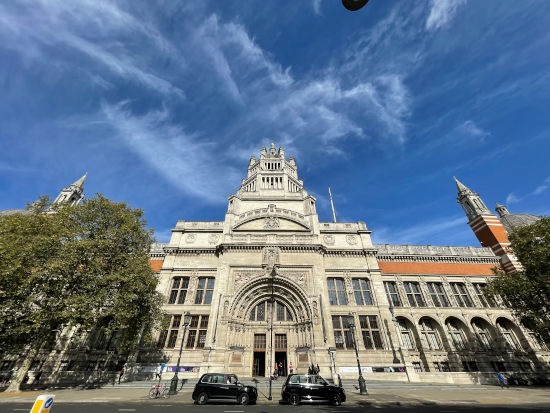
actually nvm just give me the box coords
[233,216,309,231]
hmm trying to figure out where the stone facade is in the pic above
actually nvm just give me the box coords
[152,145,549,383]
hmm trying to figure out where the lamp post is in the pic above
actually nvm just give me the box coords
[342,0,370,11]
[268,267,276,400]
[169,311,192,395]
[347,313,367,395]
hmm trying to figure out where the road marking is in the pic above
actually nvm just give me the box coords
[118,410,136,412]
[223,411,244,413]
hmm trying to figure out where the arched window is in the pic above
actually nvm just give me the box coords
[249,302,266,321]
[419,318,441,350]
[446,319,467,350]
[249,300,293,322]
[497,319,520,350]
[397,319,415,350]
[471,319,492,350]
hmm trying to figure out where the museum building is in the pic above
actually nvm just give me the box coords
[149,144,549,383]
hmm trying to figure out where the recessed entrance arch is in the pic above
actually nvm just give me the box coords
[226,273,314,377]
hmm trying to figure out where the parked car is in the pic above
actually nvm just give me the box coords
[192,373,257,405]
[281,374,346,406]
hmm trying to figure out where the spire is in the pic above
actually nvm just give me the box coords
[72,172,87,190]
[453,176,470,194]
[52,173,87,207]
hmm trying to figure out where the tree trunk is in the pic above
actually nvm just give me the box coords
[5,345,41,393]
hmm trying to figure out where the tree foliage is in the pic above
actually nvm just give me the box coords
[486,217,550,343]
[0,194,164,390]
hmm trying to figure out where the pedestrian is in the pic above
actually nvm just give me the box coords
[155,364,162,380]
[289,361,294,375]
[316,363,320,374]
[118,367,124,384]
[274,361,278,378]
[279,362,283,376]
[496,372,507,389]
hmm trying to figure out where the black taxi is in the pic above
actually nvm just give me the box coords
[281,374,346,406]
[192,373,257,405]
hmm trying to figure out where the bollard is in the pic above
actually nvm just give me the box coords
[30,394,55,413]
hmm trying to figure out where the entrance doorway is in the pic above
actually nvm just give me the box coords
[253,352,265,377]
[275,351,287,376]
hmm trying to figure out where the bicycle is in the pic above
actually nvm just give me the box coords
[149,382,169,399]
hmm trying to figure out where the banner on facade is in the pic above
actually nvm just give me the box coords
[338,366,406,373]
[165,366,201,373]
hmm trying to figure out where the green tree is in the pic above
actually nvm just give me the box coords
[486,217,550,344]
[0,194,163,392]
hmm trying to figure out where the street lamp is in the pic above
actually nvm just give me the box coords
[169,311,192,395]
[347,313,367,395]
[268,267,276,401]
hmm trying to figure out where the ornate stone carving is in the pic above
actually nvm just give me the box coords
[323,235,335,245]
[185,273,199,304]
[264,216,280,229]
[185,234,196,244]
[280,271,307,289]
[233,270,262,292]
[262,247,280,269]
[346,235,358,245]
[208,234,220,245]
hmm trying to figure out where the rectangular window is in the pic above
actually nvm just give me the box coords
[254,334,266,349]
[450,283,473,307]
[167,330,178,348]
[359,315,383,349]
[353,279,374,306]
[275,334,287,350]
[384,281,402,307]
[168,277,189,304]
[412,362,423,373]
[186,315,209,349]
[161,314,181,349]
[195,277,215,304]
[327,278,348,305]
[403,282,426,307]
[397,320,415,350]
[472,283,495,308]
[427,282,450,307]
[332,315,353,349]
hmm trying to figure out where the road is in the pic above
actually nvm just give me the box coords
[1,402,550,413]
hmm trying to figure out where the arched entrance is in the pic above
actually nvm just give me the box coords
[226,273,313,377]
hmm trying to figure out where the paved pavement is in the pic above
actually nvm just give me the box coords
[1,382,550,409]
[1,403,549,413]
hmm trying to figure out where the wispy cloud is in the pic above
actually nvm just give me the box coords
[532,176,550,196]
[312,0,323,15]
[373,216,467,245]
[426,0,467,31]
[506,193,520,204]
[0,0,184,96]
[458,120,490,140]
[96,102,240,204]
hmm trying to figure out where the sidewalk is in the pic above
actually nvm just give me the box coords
[1,384,550,407]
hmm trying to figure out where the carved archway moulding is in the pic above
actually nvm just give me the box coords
[229,274,313,323]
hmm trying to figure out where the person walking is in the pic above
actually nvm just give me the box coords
[279,362,284,376]
[289,361,294,375]
[118,367,125,384]
[316,364,320,374]
[497,372,507,389]
[155,364,162,380]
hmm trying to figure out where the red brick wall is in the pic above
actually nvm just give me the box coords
[378,261,498,276]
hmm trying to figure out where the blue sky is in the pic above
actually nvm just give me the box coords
[1,0,549,246]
